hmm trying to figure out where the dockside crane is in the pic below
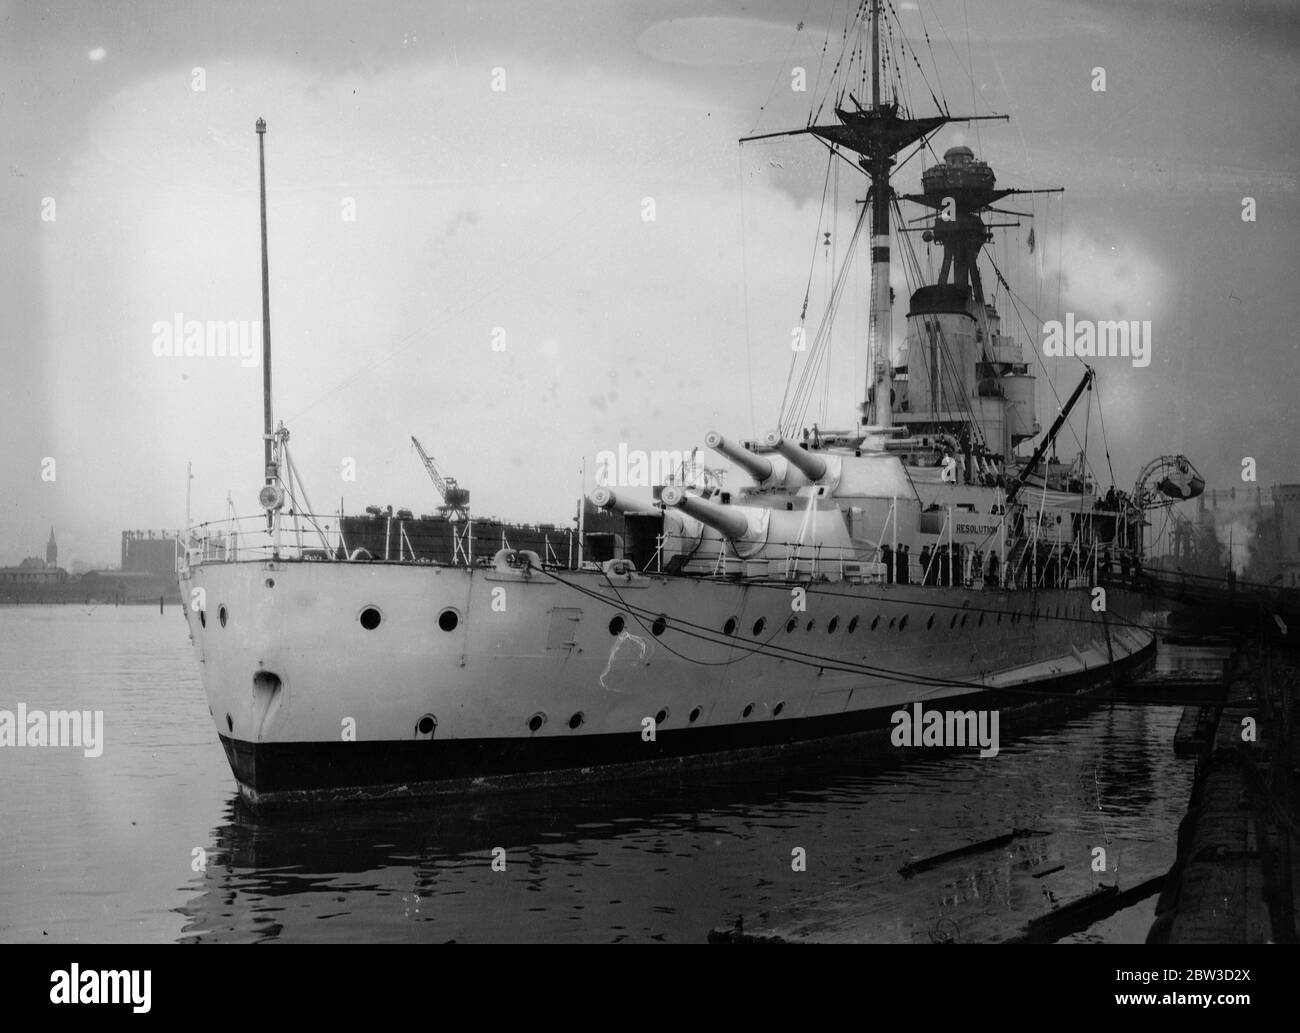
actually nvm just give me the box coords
[411,436,470,520]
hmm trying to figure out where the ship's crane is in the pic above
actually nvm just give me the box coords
[411,436,470,520]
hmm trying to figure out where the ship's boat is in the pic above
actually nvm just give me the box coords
[182,2,1166,807]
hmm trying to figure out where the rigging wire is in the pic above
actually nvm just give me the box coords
[963,0,981,154]
[777,149,840,427]
[1093,377,1118,489]
[747,0,822,135]
[738,148,758,440]
[985,250,1091,462]
[781,197,870,436]
[526,560,1165,696]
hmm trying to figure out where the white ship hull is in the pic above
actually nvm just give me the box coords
[181,557,1154,807]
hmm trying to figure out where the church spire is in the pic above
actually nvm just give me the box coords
[46,527,57,567]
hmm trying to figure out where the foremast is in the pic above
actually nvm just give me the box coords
[742,0,1004,433]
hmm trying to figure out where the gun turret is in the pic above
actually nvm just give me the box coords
[762,431,828,481]
[590,487,658,515]
[705,431,773,484]
[660,486,751,539]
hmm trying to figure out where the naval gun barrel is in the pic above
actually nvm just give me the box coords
[762,431,827,481]
[660,486,750,539]
[590,487,659,515]
[705,431,773,484]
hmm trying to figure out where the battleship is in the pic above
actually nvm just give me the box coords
[180,1,1199,807]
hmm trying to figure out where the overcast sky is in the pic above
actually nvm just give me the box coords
[2,0,1297,567]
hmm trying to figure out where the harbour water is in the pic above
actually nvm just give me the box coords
[0,605,1216,943]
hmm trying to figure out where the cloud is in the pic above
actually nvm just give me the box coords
[1054,224,1167,321]
[40,55,819,538]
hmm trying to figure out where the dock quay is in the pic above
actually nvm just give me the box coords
[709,629,1298,944]
[1148,638,1298,943]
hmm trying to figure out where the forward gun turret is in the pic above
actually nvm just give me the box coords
[660,486,752,540]
[590,487,659,515]
[762,431,828,481]
[705,431,774,484]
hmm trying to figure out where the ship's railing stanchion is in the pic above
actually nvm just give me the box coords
[947,505,955,587]
[644,534,666,574]
[452,520,472,567]
[878,491,899,576]
[892,493,898,560]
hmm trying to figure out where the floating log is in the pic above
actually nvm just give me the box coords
[1005,874,1165,944]
[898,828,1047,879]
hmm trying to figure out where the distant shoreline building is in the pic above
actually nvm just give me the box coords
[0,528,182,604]
[1159,483,1300,586]
[1273,485,1300,588]
[0,527,67,585]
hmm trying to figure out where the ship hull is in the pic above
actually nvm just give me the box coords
[182,558,1155,807]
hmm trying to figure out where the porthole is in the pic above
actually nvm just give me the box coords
[609,615,625,635]
[225,713,232,733]
[417,715,437,736]
[218,605,228,628]
[265,578,275,589]
[773,701,785,717]
[742,703,754,719]
[568,712,585,730]
[527,712,547,733]
[785,616,798,633]
[828,617,839,633]
[927,614,935,630]
[888,617,896,630]
[688,706,702,724]
[805,619,816,632]
[652,615,667,636]
[847,616,859,633]
[899,614,909,631]
[949,614,958,629]
[871,616,880,630]
[199,610,206,628]
[438,608,459,632]
[961,613,969,627]
[978,612,985,627]
[723,617,738,636]
[655,708,669,724]
[752,617,766,636]
[359,606,381,630]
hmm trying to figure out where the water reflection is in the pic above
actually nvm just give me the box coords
[177,699,1194,944]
